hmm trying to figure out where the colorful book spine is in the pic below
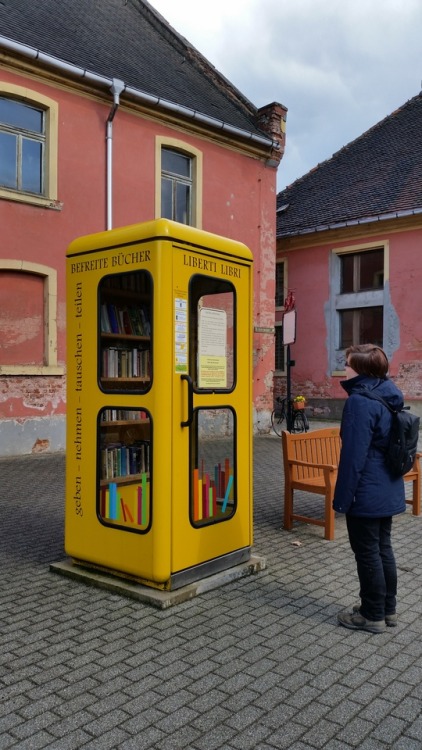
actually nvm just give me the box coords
[192,458,234,521]
[141,473,148,526]
[109,482,118,520]
[222,474,234,513]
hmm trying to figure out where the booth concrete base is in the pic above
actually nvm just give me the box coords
[50,555,267,609]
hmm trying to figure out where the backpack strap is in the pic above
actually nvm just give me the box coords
[358,388,396,414]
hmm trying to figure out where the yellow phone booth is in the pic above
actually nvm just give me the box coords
[65,219,254,591]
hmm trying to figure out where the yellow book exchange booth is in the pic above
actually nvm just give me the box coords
[65,219,253,590]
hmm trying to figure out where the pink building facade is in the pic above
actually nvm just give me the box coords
[0,2,286,455]
[276,219,422,417]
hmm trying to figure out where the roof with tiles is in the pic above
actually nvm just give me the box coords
[277,93,422,238]
[0,0,266,140]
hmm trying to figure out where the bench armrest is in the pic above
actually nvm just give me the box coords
[287,458,337,472]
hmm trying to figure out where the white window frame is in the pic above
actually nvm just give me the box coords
[155,136,202,228]
[330,241,392,374]
[0,83,58,209]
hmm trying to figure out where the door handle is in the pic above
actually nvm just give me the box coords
[180,374,194,427]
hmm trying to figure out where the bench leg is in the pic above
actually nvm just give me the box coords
[284,485,294,531]
[412,473,421,516]
[324,492,335,541]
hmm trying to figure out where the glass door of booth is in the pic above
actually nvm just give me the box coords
[172,246,252,575]
[185,276,237,527]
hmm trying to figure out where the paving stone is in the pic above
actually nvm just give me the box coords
[370,714,407,743]
[188,723,237,750]
[42,729,94,750]
[0,712,24,735]
[191,705,232,732]
[264,720,307,748]
[300,717,341,748]
[77,728,130,750]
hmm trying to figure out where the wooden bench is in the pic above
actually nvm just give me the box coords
[282,427,421,541]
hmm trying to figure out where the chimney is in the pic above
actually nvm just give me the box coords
[255,102,287,165]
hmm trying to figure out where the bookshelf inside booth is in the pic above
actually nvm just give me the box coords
[97,270,152,533]
[98,407,151,532]
[99,270,152,391]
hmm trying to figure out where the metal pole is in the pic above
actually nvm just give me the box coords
[286,344,292,431]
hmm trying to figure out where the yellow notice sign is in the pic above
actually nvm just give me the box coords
[198,308,227,388]
[199,355,227,388]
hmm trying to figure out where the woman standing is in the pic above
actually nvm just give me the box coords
[333,344,406,634]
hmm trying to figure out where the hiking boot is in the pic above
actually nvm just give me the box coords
[353,603,397,627]
[337,610,386,634]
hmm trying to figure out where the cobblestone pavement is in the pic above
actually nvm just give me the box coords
[1,432,422,750]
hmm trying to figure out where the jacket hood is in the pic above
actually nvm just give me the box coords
[340,374,404,411]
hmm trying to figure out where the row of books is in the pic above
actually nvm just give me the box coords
[192,459,234,522]
[100,480,150,527]
[102,272,150,294]
[100,409,149,422]
[100,440,150,480]
[101,346,150,379]
[100,303,151,337]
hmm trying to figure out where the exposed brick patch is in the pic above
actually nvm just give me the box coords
[32,438,50,453]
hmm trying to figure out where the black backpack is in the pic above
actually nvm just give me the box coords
[360,390,420,476]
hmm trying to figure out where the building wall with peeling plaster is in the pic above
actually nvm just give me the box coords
[276,221,422,419]
[0,67,283,455]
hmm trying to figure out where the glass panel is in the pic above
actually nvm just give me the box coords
[175,181,190,224]
[0,98,43,133]
[190,408,236,527]
[98,407,151,533]
[161,177,172,219]
[340,306,383,348]
[359,305,383,345]
[0,131,17,188]
[340,254,354,293]
[161,149,193,224]
[339,309,354,348]
[162,148,191,177]
[98,270,152,394]
[189,275,235,390]
[22,138,43,193]
[275,262,284,307]
[359,249,384,290]
[341,249,384,293]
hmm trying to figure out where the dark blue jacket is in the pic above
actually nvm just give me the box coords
[333,374,406,517]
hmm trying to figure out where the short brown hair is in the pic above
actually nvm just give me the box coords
[346,344,389,378]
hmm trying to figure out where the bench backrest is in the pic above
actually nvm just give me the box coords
[282,427,341,481]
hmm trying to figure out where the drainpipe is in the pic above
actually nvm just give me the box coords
[106,78,125,230]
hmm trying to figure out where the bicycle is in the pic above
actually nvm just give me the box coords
[271,396,309,436]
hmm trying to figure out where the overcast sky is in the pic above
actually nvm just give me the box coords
[150,0,422,192]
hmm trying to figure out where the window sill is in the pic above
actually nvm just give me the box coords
[0,188,63,210]
[0,365,65,376]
